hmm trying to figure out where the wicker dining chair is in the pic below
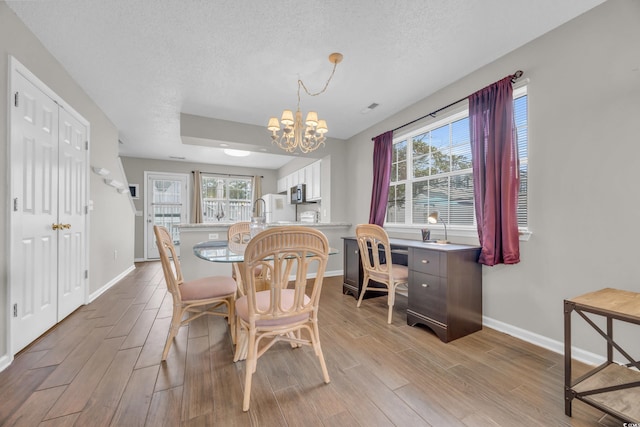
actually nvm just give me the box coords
[235,226,331,411]
[154,225,237,360]
[355,223,409,324]
[227,222,270,295]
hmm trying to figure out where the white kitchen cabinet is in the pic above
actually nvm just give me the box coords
[277,177,287,193]
[307,160,321,200]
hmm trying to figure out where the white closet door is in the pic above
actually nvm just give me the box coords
[10,72,60,352]
[57,108,87,320]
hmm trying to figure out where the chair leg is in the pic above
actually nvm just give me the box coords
[234,321,247,362]
[311,322,330,383]
[162,305,183,361]
[356,274,369,308]
[387,286,396,324]
[242,329,257,411]
[228,297,236,345]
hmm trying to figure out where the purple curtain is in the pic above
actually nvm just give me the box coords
[368,131,393,226]
[469,76,520,266]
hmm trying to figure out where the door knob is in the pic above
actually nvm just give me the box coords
[62,224,71,229]
[52,223,61,230]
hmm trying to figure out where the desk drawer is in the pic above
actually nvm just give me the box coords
[408,271,446,324]
[409,248,442,276]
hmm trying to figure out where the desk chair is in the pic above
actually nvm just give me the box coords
[355,224,409,324]
[235,226,331,411]
[154,225,237,360]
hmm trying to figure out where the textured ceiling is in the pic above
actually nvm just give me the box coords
[6,0,605,169]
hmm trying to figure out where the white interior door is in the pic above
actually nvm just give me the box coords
[10,60,89,354]
[10,71,60,352]
[57,108,88,319]
[145,173,189,259]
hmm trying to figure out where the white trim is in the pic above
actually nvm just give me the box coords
[483,316,605,366]
[0,354,12,373]
[324,269,343,278]
[88,264,136,303]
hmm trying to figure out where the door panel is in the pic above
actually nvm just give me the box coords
[57,108,87,319]
[11,72,59,352]
[146,173,188,259]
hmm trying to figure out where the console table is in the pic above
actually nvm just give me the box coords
[564,288,640,424]
[342,237,482,342]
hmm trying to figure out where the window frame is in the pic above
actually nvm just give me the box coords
[200,174,254,223]
[385,85,529,239]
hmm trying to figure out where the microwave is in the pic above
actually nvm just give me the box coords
[290,184,306,204]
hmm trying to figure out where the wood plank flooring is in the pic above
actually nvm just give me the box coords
[0,261,621,426]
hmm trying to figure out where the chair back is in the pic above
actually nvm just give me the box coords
[154,225,184,300]
[228,221,252,244]
[355,224,394,279]
[242,226,329,326]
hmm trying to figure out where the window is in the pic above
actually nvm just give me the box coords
[386,86,528,231]
[201,175,253,223]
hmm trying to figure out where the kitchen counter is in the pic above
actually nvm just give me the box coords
[177,222,351,229]
[177,222,351,281]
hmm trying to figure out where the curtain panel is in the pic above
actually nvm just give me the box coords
[368,131,393,226]
[192,170,203,224]
[469,76,520,266]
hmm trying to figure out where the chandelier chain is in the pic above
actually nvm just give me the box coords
[296,61,339,107]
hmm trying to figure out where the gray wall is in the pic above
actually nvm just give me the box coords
[0,2,134,361]
[121,157,279,260]
[345,0,640,357]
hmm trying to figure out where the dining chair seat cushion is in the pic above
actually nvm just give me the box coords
[236,290,311,327]
[368,264,409,282]
[179,276,237,301]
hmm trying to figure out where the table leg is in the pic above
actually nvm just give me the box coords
[564,300,573,417]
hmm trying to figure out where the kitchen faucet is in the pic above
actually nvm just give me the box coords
[253,198,266,218]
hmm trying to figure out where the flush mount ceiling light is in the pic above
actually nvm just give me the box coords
[267,52,343,154]
[224,148,251,157]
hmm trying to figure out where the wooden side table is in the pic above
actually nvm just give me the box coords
[564,288,640,423]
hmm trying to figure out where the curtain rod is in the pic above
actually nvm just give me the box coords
[191,171,263,178]
[371,70,524,141]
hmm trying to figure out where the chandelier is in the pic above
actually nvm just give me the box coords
[267,52,343,154]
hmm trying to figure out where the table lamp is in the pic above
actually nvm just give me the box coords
[427,212,449,244]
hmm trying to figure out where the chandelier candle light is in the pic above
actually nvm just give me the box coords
[267,52,343,154]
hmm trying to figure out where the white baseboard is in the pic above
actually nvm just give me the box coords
[483,316,604,366]
[134,257,147,262]
[0,354,12,373]
[88,264,136,303]
[324,269,343,278]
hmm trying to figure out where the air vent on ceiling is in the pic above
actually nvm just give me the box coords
[361,103,379,114]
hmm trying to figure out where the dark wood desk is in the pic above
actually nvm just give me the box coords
[342,237,482,342]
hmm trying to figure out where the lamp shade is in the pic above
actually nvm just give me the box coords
[280,110,294,126]
[316,120,328,134]
[427,212,438,224]
[267,117,280,131]
[305,111,318,127]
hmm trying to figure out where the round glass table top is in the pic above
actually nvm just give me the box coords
[193,240,338,263]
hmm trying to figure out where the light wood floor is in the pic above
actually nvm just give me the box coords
[0,261,620,426]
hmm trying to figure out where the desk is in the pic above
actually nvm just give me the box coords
[342,237,482,342]
[564,288,640,423]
